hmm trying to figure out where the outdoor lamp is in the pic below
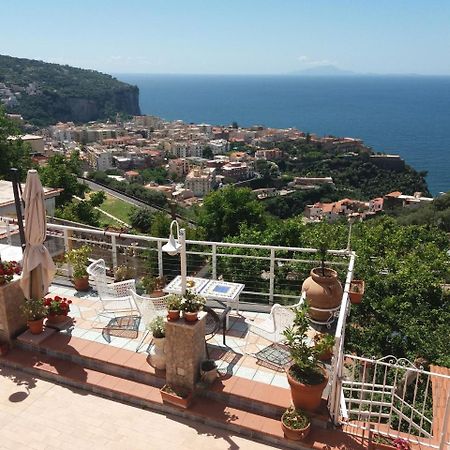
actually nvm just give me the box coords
[162,220,187,295]
[162,220,181,255]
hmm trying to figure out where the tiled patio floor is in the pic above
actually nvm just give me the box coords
[47,282,316,390]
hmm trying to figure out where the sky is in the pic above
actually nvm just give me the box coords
[2,0,450,75]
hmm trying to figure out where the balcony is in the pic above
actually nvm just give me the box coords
[1,216,449,450]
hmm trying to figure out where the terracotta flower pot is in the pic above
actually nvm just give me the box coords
[281,412,311,441]
[160,385,193,409]
[74,276,89,291]
[349,279,365,304]
[47,314,69,324]
[287,366,328,412]
[167,310,180,321]
[28,318,44,335]
[302,268,343,322]
[184,311,198,322]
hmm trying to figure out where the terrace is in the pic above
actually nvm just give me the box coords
[0,217,449,450]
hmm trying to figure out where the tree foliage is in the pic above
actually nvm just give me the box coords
[129,207,153,233]
[0,107,33,180]
[56,191,106,227]
[39,153,86,205]
[197,186,268,241]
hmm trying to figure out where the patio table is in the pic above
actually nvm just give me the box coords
[163,276,245,329]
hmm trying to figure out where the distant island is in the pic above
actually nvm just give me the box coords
[0,55,141,126]
[290,65,356,76]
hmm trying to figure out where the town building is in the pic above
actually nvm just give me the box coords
[185,167,216,197]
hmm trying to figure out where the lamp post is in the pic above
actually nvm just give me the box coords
[162,220,187,295]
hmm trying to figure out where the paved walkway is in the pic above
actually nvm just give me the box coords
[0,366,286,450]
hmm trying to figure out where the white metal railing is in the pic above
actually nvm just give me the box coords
[0,216,355,307]
[339,354,450,449]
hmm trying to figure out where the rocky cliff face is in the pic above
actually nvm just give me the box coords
[66,86,141,123]
[0,54,141,125]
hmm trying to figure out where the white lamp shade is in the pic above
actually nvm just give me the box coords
[162,234,181,256]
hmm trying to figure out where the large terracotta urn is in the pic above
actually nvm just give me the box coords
[302,268,343,323]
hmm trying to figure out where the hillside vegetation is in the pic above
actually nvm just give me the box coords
[0,54,140,125]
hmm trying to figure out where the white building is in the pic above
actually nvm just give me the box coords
[208,139,229,155]
[185,168,216,197]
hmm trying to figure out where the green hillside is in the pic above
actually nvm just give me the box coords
[0,54,140,126]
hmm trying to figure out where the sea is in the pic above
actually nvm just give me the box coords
[117,74,450,196]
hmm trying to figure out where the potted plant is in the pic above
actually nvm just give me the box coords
[200,359,218,384]
[65,245,91,291]
[166,294,182,321]
[180,289,206,322]
[114,265,134,282]
[20,297,48,334]
[302,240,343,323]
[281,406,311,441]
[349,279,365,304]
[314,333,335,361]
[138,275,167,297]
[147,316,166,370]
[44,295,72,323]
[370,434,410,450]
[0,260,22,286]
[283,304,329,412]
[160,384,193,409]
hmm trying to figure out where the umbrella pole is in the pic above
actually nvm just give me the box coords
[10,168,26,252]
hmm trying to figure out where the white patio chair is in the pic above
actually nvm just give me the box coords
[86,259,139,326]
[130,290,169,352]
[244,303,296,355]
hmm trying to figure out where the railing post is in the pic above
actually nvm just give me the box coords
[63,228,72,278]
[5,220,11,245]
[212,243,217,280]
[269,248,275,305]
[111,235,118,270]
[157,241,164,278]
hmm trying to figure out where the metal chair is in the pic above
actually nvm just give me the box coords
[86,259,139,326]
[130,290,169,352]
[244,303,296,354]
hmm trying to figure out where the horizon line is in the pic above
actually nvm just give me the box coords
[112,72,450,77]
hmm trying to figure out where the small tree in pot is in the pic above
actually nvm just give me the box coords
[65,245,91,291]
[283,304,329,411]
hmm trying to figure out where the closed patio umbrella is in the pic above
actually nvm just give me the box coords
[20,170,56,299]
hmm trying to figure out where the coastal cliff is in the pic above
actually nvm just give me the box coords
[0,54,141,126]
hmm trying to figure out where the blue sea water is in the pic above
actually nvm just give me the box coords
[117,74,450,195]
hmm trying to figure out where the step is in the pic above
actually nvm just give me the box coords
[0,347,332,450]
[16,332,165,387]
[15,332,331,426]
[203,373,330,429]
[19,333,331,427]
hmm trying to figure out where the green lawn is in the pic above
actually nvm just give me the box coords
[99,194,135,225]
